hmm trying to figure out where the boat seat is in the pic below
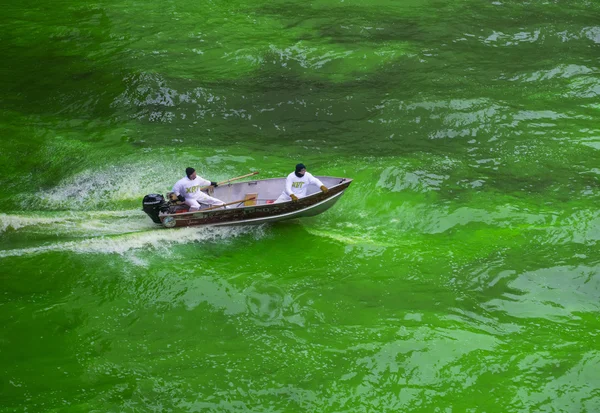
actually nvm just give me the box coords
[244,193,258,206]
[172,205,190,214]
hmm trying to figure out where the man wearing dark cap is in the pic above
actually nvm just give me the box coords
[172,167,226,211]
[275,163,328,203]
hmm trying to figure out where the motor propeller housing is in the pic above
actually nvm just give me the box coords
[142,194,169,223]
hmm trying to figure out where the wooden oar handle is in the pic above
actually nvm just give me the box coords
[163,197,257,217]
[200,171,259,191]
[217,171,259,186]
[200,197,256,212]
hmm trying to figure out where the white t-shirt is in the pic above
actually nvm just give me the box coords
[281,171,324,199]
[172,176,211,201]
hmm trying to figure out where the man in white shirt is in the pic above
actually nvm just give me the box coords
[172,167,226,211]
[275,163,328,203]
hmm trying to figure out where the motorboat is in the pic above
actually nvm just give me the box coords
[142,173,353,228]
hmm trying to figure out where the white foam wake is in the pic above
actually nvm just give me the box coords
[26,162,178,210]
[22,155,253,211]
[0,213,66,233]
[0,210,154,235]
[0,225,266,258]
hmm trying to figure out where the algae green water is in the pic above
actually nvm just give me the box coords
[1,0,599,411]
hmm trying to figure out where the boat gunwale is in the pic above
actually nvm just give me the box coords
[207,190,346,227]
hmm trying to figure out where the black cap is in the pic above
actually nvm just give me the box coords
[295,163,306,173]
[186,167,195,178]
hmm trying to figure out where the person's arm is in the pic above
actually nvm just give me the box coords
[196,176,211,187]
[172,182,186,201]
[307,173,323,187]
[284,175,294,196]
[308,173,328,193]
[284,175,299,201]
[172,181,181,195]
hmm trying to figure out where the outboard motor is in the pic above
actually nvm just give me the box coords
[142,194,169,224]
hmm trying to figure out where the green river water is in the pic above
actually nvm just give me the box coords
[1,0,599,411]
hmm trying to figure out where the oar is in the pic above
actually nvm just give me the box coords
[217,171,259,186]
[197,197,256,212]
[164,197,257,217]
[200,171,259,191]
